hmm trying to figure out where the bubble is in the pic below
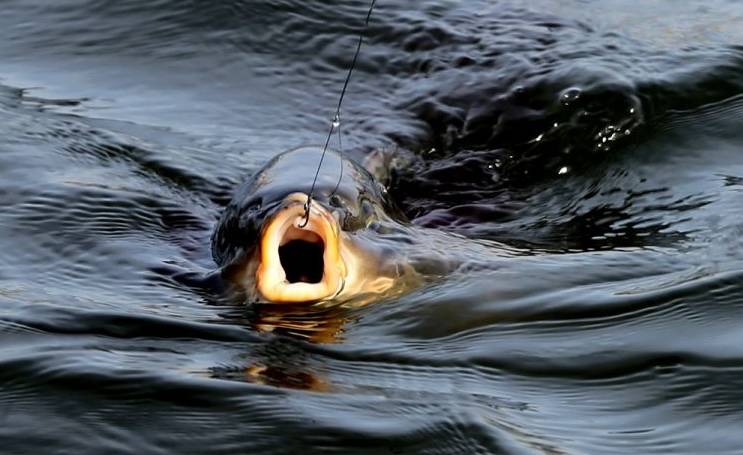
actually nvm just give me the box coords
[560,87,582,106]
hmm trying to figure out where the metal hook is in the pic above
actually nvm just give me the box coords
[298,197,311,228]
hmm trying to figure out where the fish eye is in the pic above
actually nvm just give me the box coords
[244,197,263,216]
[329,194,345,208]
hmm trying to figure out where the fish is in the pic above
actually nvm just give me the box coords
[211,146,419,305]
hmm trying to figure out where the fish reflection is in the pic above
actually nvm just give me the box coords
[237,303,356,391]
[249,302,353,344]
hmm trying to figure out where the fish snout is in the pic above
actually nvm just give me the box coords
[256,193,345,303]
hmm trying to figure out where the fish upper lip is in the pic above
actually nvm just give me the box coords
[255,192,345,303]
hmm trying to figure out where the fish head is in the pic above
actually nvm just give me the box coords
[212,147,407,304]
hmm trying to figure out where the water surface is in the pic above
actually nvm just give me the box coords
[2,1,743,453]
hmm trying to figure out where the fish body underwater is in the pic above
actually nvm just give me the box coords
[211,146,418,305]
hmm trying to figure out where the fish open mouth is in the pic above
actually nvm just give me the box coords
[256,193,345,303]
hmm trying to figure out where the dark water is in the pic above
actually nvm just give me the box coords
[2,1,743,453]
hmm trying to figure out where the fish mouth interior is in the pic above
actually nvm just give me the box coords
[279,228,325,284]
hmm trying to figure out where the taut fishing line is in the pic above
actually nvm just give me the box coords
[300,0,377,228]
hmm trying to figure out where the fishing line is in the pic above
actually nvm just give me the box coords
[300,0,377,228]
[330,114,345,197]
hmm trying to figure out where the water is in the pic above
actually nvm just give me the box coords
[2,1,743,453]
